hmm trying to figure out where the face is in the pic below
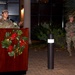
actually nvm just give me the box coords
[2,12,8,19]
[69,17,74,22]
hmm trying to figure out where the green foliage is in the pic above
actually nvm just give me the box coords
[8,51,15,57]
[1,30,27,57]
[2,39,12,48]
[16,30,23,35]
[52,29,66,48]
[35,22,66,48]
[22,37,28,40]
[13,30,23,35]
[5,32,11,38]
[34,22,51,41]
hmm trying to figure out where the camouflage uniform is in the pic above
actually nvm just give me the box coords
[65,21,75,56]
[0,9,19,28]
[0,18,15,28]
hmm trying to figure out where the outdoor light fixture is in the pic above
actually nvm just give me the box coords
[21,8,24,21]
[47,34,54,69]
[47,39,54,43]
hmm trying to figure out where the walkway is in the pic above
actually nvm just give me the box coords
[27,48,75,75]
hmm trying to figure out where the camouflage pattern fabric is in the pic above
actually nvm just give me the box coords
[0,18,18,28]
[65,22,75,56]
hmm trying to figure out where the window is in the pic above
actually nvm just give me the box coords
[8,4,19,15]
[40,16,50,24]
[31,0,38,3]
[0,5,5,14]
[9,15,19,23]
[31,3,39,15]
[8,0,19,2]
[39,0,49,3]
[39,4,50,15]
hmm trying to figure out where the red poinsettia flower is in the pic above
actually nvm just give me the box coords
[19,40,26,47]
[7,45,13,52]
[10,33,17,40]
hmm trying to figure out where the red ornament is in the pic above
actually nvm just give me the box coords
[10,33,17,40]
[7,45,13,52]
[19,40,25,47]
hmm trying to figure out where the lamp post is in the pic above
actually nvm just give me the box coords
[47,34,54,69]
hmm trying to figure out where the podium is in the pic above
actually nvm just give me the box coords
[0,28,29,75]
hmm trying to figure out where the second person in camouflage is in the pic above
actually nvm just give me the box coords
[65,15,75,56]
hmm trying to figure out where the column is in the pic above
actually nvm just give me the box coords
[24,0,31,44]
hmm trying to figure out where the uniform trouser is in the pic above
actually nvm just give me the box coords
[66,36,75,55]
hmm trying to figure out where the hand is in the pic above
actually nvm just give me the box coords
[18,21,23,26]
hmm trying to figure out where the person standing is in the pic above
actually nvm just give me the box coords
[65,15,75,56]
[0,10,19,28]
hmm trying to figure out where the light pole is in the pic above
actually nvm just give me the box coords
[47,34,54,69]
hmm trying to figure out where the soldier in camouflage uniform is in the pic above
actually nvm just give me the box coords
[0,10,19,28]
[65,15,75,56]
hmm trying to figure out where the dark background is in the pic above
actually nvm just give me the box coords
[31,0,63,39]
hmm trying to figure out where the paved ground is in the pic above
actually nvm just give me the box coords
[26,48,75,75]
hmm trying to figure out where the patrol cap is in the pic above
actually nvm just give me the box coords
[2,10,8,14]
[68,15,74,18]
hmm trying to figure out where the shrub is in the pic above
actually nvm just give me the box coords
[34,22,66,48]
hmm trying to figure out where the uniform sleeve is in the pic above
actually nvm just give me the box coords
[10,21,15,28]
[0,19,3,28]
[10,21,20,28]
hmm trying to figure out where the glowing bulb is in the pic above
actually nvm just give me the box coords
[21,8,24,21]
